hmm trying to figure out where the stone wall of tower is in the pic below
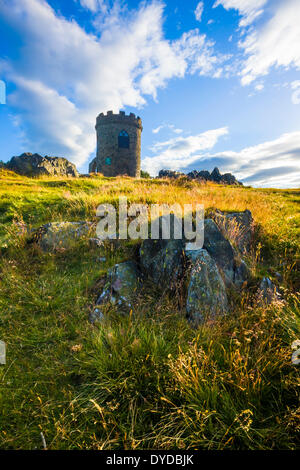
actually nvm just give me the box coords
[89,111,142,177]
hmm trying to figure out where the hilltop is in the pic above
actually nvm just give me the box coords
[0,170,299,450]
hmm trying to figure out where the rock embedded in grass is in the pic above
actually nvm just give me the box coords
[185,249,228,325]
[257,277,282,305]
[32,221,95,251]
[213,209,254,254]
[203,219,236,286]
[93,261,142,321]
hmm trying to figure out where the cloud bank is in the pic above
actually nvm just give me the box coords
[143,129,300,188]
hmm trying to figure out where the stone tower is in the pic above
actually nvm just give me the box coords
[89,110,142,177]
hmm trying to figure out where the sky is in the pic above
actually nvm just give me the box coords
[0,0,300,188]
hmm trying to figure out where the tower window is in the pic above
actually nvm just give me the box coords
[105,157,111,165]
[118,130,129,149]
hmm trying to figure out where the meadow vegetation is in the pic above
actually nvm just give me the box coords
[0,170,299,449]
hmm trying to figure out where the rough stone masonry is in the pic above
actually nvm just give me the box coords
[89,111,142,177]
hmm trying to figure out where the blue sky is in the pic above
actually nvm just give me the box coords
[0,0,300,187]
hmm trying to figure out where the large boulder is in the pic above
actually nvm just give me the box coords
[140,238,184,288]
[32,221,94,251]
[203,219,235,285]
[186,249,228,325]
[139,213,184,288]
[6,153,78,177]
[213,209,254,254]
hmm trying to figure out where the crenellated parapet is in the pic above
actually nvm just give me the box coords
[96,110,143,131]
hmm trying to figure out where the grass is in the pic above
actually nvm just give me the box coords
[0,170,299,449]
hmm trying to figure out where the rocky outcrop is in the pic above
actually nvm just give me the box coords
[5,153,78,177]
[158,169,184,179]
[158,167,242,186]
[185,249,228,324]
[93,211,256,325]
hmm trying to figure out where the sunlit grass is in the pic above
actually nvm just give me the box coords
[0,171,299,449]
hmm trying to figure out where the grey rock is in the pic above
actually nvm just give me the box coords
[203,219,235,285]
[220,173,241,186]
[140,217,184,288]
[257,277,281,305]
[211,167,222,183]
[6,153,78,177]
[234,259,251,288]
[89,238,104,248]
[33,221,94,251]
[158,169,184,179]
[213,209,254,254]
[186,249,228,325]
[0,340,6,365]
[96,261,141,313]
[157,167,243,186]
[139,213,184,287]
[89,308,105,325]
[188,170,212,181]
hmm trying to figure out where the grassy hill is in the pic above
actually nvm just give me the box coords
[0,170,299,449]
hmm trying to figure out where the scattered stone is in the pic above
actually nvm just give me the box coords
[5,152,78,177]
[203,219,235,285]
[257,277,281,305]
[185,249,228,325]
[32,221,94,251]
[89,238,104,248]
[274,272,283,282]
[95,261,141,316]
[89,308,105,325]
[0,340,6,365]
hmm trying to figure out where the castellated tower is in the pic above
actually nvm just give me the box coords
[89,111,142,177]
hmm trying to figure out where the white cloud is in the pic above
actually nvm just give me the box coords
[254,83,264,91]
[240,0,300,85]
[78,0,108,14]
[195,2,204,22]
[143,129,300,188]
[291,81,300,105]
[0,0,226,167]
[213,0,268,27]
[142,127,229,176]
[152,124,183,134]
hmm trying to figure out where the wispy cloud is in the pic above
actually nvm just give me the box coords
[152,124,183,135]
[142,127,229,176]
[195,2,204,22]
[239,0,300,85]
[213,0,268,27]
[291,81,300,105]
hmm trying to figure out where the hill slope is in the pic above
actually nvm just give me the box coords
[0,171,299,449]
